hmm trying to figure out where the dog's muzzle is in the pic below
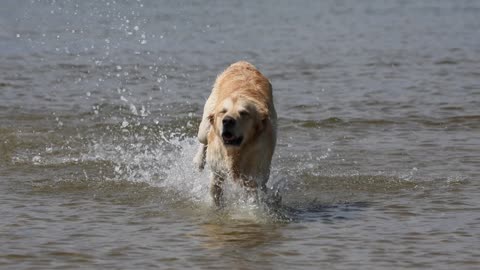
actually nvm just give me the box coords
[222,116,243,146]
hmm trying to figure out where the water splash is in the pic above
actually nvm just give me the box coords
[83,128,292,222]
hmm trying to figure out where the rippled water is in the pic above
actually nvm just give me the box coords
[1,0,479,269]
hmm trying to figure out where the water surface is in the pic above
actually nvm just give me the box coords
[1,0,479,269]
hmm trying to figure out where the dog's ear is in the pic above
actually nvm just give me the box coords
[207,113,214,124]
[256,108,269,133]
[256,118,270,136]
[258,106,269,122]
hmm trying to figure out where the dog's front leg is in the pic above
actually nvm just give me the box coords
[210,174,224,207]
[193,143,207,171]
[194,96,215,171]
[241,177,260,202]
[197,94,216,144]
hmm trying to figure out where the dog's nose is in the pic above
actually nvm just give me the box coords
[222,116,236,127]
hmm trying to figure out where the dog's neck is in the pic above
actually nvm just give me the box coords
[225,149,257,189]
[224,147,242,178]
[208,126,269,188]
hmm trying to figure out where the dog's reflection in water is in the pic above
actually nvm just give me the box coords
[196,221,284,250]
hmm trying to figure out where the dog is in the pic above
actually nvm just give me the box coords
[194,61,277,206]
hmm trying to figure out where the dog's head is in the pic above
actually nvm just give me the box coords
[209,96,268,148]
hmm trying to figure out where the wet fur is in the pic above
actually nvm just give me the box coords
[194,61,277,206]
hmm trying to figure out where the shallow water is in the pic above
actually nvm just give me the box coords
[1,0,479,269]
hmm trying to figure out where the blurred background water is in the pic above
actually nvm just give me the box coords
[1,0,479,269]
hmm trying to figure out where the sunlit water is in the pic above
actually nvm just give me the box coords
[1,0,479,269]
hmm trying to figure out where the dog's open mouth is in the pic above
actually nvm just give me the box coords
[222,131,243,146]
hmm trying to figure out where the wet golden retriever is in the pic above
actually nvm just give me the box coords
[194,61,277,206]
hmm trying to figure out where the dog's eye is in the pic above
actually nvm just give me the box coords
[219,109,227,114]
[239,110,250,117]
